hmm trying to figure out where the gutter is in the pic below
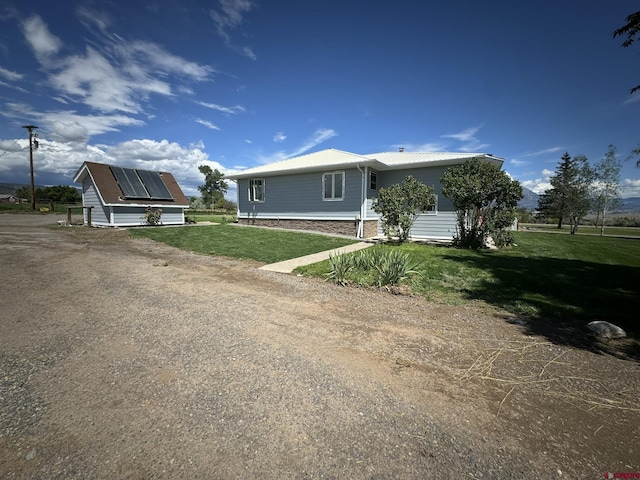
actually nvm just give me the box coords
[356,164,366,238]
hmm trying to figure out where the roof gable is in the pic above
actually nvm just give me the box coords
[74,161,189,206]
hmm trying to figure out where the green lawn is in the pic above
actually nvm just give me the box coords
[297,232,640,338]
[521,223,640,237]
[128,223,357,264]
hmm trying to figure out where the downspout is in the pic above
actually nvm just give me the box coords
[356,164,365,238]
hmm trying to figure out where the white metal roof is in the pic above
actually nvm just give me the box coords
[226,148,504,179]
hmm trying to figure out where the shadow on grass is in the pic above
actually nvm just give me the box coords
[440,252,640,361]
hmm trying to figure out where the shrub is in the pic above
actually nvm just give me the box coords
[143,207,162,225]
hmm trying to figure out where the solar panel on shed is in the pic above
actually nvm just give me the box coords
[110,166,149,198]
[137,169,173,200]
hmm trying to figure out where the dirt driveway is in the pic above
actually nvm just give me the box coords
[1,214,638,479]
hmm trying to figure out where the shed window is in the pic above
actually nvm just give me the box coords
[369,171,377,190]
[249,178,264,202]
[322,171,344,201]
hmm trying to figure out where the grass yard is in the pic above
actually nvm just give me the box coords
[128,223,357,264]
[297,232,640,339]
[520,223,640,237]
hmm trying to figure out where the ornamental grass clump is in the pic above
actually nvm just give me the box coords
[372,249,421,287]
[326,253,354,285]
[326,247,420,288]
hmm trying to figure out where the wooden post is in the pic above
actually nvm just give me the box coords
[67,207,72,226]
[87,206,92,227]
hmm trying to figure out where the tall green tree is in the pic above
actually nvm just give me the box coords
[197,165,228,209]
[540,152,593,234]
[440,158,523,249]
[372,175,435,243]
[591,145,621,236]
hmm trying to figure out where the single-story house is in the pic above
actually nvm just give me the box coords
[0,194,19,203]
[226,148,504,240]
[73,161,190,227]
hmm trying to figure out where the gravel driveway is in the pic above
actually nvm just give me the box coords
[1,214,638,479]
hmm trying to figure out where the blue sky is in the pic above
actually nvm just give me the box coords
[1,1,639,200]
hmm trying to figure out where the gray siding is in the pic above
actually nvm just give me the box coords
[237,169,363,220]
[373,165,457,239]
[113,207,184,226]
[82,178,109,225]
[376,212,457,240]
[376,165,454,211]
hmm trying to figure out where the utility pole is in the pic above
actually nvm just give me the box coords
[21,125,38,211]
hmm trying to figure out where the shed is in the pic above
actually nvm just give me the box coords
[73,161,190,227]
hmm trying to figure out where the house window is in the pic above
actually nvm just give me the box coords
[323,171,344,201]
[424,194,438,215]
[369,171,377,190]
[249,178,264,202]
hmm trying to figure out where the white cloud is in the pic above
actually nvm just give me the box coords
[39,110,145,137]
[196,119,221,130]
[289,128,337,157]
[0,134,229,198]
[273,132,286,142]
[18,14,213,119]
[520,147,564,158]
[76,4,113,34]
[441,125,489,152]
[209,0,257,60]
[510,158,528,166]
[50,121,90,143]
[390,142,447,152]
[542,168,554,177]
[21,15,62,63]
[195,101,245,114]
[521,179,551,195]
[622,179,640,197]
[0,65,24,81]
[254,128,338,165]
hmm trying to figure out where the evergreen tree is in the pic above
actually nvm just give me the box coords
[540,152,593,234]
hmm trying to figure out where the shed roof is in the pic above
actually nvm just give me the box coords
[226,148,503,179]
[73,161,189,207]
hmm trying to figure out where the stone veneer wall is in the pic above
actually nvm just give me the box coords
[238,218,378,239]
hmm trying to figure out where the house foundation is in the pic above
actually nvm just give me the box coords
[238,218,378,239]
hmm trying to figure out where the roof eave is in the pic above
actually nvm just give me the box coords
[226,159,385,179]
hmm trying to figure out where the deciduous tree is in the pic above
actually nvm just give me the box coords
[372,175,435,243]
[197,165,228,209]
[440,158,522,249]
[591,145,621,236]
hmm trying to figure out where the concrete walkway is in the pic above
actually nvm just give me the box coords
[260,242,374,274]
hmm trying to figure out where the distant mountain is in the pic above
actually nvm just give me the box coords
[0,182,31,194]
[518,187,540,210]
[616,197,640,213]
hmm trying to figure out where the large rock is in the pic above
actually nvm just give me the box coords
[586,321,626,339]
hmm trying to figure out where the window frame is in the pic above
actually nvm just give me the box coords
[369,171,377,191]
[322,171,345,201]
[424,194,438,215]
[248,178,265,203]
